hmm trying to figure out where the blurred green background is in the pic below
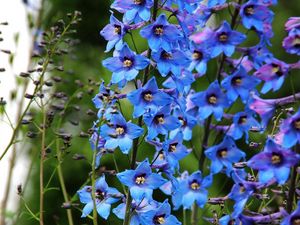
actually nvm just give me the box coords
[16,0,300,225]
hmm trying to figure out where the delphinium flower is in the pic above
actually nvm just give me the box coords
[281,201,300,225]
[205,136,246,175]
[117,159,167,200]
[247,138,300,184]
[279,109,300,148]
[140,200,181,225]
[100,113,144,154]
[111,0,154,24]
[254,59,289,94]
[100,14,126,52]
[221,66,260,103]
[284,17,300,31]
[140,14,183,52]
[172,171,212,209]
[127,77,172,118]
[143,105,181,139]
[102,43,149,86]
[187,42,211,76]
[207,0,226,8]
[77,176,123,219]
[191,81,229,121]
[283,26,300,55]
[219,214,254,225]
[162,69,195,94]
[227,110,261,141]
[244,42,274,69]
[240,0,274,32]
[191,21,246,58]
[151,48,190,77]
[113,196,158,225]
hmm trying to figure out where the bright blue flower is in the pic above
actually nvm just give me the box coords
[169,106,197,141]
[280,109,300,148]
[144,105,181,139]
[140,14,183,52]
[254,59,289,93]
[221,66,260,103]
[117,159,167,200]
[207,0,226,8]
[100,113,143,154]
[191,80,229,121]
[205,136,245,175]
[152,48,190,77]
[127,77,172,118]
[113,197,157,225]
[77,176,122,219]
[172,171,212,209]
[100,14,126,52]
[140,200,181,225]
[228,110,261,141]
[188,42,211,76]
[102,44,149,86]
[162,69,195,94]
[281,201,300,225]
[247,138,300,184]
[240,1,274,32]
[111,0,153,24]
[219,214,254,225]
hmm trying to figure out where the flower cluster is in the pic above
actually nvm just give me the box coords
[78,0,300,224]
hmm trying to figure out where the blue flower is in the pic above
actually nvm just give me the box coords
[144,105,181,139]
[188,42,211,76]
[102,44,149,86]
[117,159,167,200]
[77,176,122,219]
[191,80,229,121]
[283,28,300,55]
[205,136,246,175]
[280,109,300,148]
[228,110,261,141]
[281,201,300,225]
[162,70,195,94]
[152,48,190,77]
[207,0,226,8]
[240,1,274,32]
[140,200,181,225]
[111,0,153,24]
[100,14,126,52]
[140,14,182,52]
[100,114,143,154]
[219,214,253,225]
[221,66,260,103]
[127,77,172,118]
[247,138,300,184]
[172,171,212,209]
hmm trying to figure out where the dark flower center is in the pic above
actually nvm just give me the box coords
[207,94,217,105]
[239,184,246,193]
[134,0,144,5]
[271,63,284,76]
[228,219,236,225]
[114,25,121,35]
[192,50,203,60]
[154,25,164,36]
[178,116,187,126]
[158,152,165,160]
[154,215,165,225]
[232,76,243,86]
[217,148,228,158]
[169,143,177,152]
[123,58,133,68]
[95,189,105,200]
[161,51,172,60]
[245,5,255,15]
[190,180,200,190]
[143,91,153,101]
[294,119,300,130]
[135,174,146,185]
[218,32,228,42]
[115,126,125,135]
[155,114,165,124]
[292,216,300,225]
[271,153,282,165]
[238,116,247,124]
[293,36,300,47]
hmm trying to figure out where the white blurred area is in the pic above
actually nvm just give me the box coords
[0,0,40,218]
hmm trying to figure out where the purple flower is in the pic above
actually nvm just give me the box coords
[279,109,300,148]
[283,28,300,55]
[254,59,289,93]
[281,201,300,225]
[111,0,153,24]
[102,44,149,85]
[247,138,300,184]
[117,159,167,200]
[100,14,126,52]
[140,14,183,52]
[285,17,300,32]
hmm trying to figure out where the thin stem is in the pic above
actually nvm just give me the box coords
[287,145,299,213]
[21,197,40,222]
[91,130,99,225]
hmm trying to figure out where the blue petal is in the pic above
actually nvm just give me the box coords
[81,202,93,217]
[119,136,133,154]
[97,202,111,219]
[258,169,274,183]
[274,167,290,184]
